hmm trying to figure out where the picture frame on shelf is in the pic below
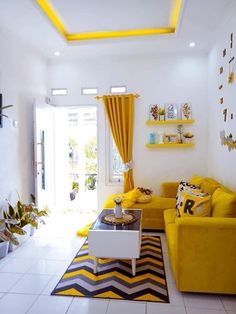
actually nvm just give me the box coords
[181,103,192,120]
[165,104,178,120]
[164,134,178,144]
[149,104,159,121]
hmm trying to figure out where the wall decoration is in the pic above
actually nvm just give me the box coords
[164,133,178,144]
[231,113,234,120]
[181,103,192,120]
[149,104,159,120]
[228,33,235,84]
[165,104,178,120]
[220,97,224,104]
[220,66,224,74]
[223,49,226,57]
[223,108,227,122]
[219,84,223,90]
[158,107,165,121]
[220,130,236,151]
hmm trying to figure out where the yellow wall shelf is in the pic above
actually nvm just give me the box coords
[146,119,195,125]
[146,143,194,148]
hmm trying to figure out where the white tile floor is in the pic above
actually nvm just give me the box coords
[0,215,235,314]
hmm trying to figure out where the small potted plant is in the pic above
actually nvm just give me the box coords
[183,132,194,143]
[0,217,20,258]
[113,196,124,219]
[159,108,165,121]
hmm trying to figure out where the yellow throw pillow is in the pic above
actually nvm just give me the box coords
[122,188,140,208]
[137,193,152,203]
[179,191,211,217]
[200,178,221,195]
[176,181,202,217]
[190,174,204,186]
[211,188,236,217]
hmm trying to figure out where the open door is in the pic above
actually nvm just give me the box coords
[34,102,55,210]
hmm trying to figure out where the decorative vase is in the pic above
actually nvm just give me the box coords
[0,241,9,258]
[114,204,123,218]
[149,132,155,144]
[159,115,165,121]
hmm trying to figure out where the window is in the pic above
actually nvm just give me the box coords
[51,88,67,96]
[81,87,98,95]
[107,130,123,184]
[110,86,127,94]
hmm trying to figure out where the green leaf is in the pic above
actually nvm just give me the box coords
[9,225,26,235]
[8,204,15,217]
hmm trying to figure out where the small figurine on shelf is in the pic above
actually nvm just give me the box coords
[177,124,184,143]
[183,132,194,143]
[159,108,165,121]
[149,132,156,144]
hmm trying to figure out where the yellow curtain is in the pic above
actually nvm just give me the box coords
[103,94,134,192]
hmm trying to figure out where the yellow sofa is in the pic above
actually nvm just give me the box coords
[163,176,236,294]
[103,194,176,230]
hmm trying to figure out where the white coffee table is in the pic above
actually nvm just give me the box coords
[88,209,142,276]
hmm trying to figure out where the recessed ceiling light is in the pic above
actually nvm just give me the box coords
[54,51,60,56]
[189,42,196,47]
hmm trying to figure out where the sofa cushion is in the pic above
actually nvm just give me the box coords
[179,191,211,217]
[200,178,221,195]
[190,174,204,186]
[164,209,176,225]
[176,182,202,217]
[211,187,236,218]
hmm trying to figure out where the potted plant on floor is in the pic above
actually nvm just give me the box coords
[0,217,21,258]
[4,197,49,251]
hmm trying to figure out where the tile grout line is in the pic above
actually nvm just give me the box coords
[105,299,111,314]
[65,296,75,313]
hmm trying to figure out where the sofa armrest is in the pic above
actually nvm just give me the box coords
[161,182,179,198]
[174,217,236,293]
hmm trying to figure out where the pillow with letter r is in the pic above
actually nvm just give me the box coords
[176,181,202,217]
[179,191,211,217]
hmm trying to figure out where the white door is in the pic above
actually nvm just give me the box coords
[34,103,55,210]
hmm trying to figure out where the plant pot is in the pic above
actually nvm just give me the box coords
[159,115,165,121]
[184,137,194,144]
[0,241,9,258]
[114,204,123,219]
[8,224,31,252]
[30,226,36,236]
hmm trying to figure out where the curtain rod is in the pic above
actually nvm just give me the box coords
[95,93,140,100]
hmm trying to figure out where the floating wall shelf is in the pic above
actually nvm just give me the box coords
[146,119,195,125]
[146,143,195,148]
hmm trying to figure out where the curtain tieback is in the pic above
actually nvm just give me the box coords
[123,160,133,172]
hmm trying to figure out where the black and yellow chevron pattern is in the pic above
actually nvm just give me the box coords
[52,236,169,302]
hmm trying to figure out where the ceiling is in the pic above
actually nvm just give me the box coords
[0,0,235,60]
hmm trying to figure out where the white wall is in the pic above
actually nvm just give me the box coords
[208,7,236,190]
[48,54,208,206]
[0,28,47,210]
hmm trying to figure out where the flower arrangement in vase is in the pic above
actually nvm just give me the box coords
[113,196,124,218]
[159,108,165,121]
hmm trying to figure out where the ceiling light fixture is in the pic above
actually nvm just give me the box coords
[189,42,196,47]
[54,51,60,56]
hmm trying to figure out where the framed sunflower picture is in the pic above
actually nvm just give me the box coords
[165,104,178,120]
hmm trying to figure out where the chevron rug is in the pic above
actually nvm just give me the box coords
[51,236,169,302]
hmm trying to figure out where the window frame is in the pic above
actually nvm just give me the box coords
[105,122,123,186]
[51,88,68,96]
[81,87,98,95]
[110,85,127,94]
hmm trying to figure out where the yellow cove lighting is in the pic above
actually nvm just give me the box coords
[36,0,183,42]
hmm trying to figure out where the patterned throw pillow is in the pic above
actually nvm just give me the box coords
[179,191,212,217]
[176,181,202,217]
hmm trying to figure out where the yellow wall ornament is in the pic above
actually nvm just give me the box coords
[36,0,183,42]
